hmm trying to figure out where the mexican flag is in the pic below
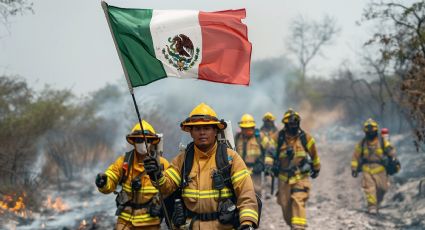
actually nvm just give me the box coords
[101,2,252,87]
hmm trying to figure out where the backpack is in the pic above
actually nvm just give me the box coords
[166,142,262,228]
[359,136,400,175]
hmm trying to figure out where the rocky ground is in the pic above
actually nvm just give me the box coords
[261,141,425,230]
[2,141,425,230]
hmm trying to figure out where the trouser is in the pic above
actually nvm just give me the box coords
[361,171,389,211]
[251,173,262,194]
[115,218,160,230]
[277,178,311,230]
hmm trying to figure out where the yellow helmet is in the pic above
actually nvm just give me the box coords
[282,108,300,124]
[126,120,160,145]
[263,112,276,121]
[180,103,227,132]
[363,118,379,132]
[239,113,256,128]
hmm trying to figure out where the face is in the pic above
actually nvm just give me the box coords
[263,120,274,129]
[189,125,217,151]
[242,127,255,137]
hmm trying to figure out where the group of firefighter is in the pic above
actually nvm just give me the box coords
[95,102,401,230]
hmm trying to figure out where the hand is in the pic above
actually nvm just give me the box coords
[310,169,320,179]
[264,164,273,176]
[143,156,162,182]
[95,173,107,188]
[351,170,358,178]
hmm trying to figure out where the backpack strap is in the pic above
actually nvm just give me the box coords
[254,129,266,160]
[215,142,233,188]
[119,150,134,186]
[275,129,286,159]
[298,129,309,154]
[181,142,195,188]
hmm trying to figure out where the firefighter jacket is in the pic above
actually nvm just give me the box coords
[259,128,277,165]
[98,152,170,227]
[157,141,259,229]
[235,133,262,165]
[351,137,397,175]
[273,131,320,184]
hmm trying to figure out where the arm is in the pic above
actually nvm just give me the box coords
[228,149,259,227]
[98,156,124,194]
[351,143,362,172]
[305,134,320,171]
[155,153,185,197]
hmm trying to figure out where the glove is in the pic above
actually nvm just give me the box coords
[352,170,358,178]
[238,223,255,230]
[143,156,163,182]
[95,173,107,188]
[264,164,273,176]
[310,169,320,179]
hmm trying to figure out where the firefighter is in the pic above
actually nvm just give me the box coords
[351,118,401,214]
[95,120,170,230]
[259,112,278,174]
[144,103,259,230]
[272,109,320,230]
[235,114,266,194]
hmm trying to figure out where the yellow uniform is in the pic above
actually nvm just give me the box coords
[273,130,320,229]
[157,142,259,229]
[99,153,169,229]
[351,137,397,212]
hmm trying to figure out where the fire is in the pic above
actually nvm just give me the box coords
[44,196,69,212]
[0,194,30,218]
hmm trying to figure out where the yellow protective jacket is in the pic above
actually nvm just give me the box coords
[157,142,259,229]
[259,128,277,165]
[98,152,170,227]
[351,137,397,175]
[273,131,320,184]
[235,133,262,165]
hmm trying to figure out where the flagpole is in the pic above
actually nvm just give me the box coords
[101,2,173,228]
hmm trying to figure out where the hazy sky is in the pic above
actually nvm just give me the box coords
[0,0,371,95]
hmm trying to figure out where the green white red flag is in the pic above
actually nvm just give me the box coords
[102,2,252,87]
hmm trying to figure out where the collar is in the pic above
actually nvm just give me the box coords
[194,142,217,158]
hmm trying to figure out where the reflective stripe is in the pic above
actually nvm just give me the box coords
[351,161,358,168]
[291,216,307,225]
[306,138,315,151]
[165,168,181,185]
[265,156,274,164]
[105,170,119,184]
[158,175,166,186]
[312,156,320,166]
[278,172,309,184]
[362,165,385,174]
[182,188,233,199]
[366,193,377,205]
[122,184,158,193]
[231,169,249,183]
[279,152,288,159]
[239,208,258,222]
[120,212,159,222]
[294,151,306,158]
[375,148,383,156]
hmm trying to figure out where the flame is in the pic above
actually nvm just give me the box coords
[44,196,69,212]
[92,216,97,224]
[78,219,87,229]
[0,194,30,218]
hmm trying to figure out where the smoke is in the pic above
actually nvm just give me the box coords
[297,100,345,132]
[121,55,295,156]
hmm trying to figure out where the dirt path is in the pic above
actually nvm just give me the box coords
[260,142,400,230]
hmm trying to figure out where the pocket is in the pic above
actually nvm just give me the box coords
[183,172,198,203]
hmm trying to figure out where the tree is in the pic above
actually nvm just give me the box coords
[363,1,425,148]
[0,0,33,35]
[287,15,340,83]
